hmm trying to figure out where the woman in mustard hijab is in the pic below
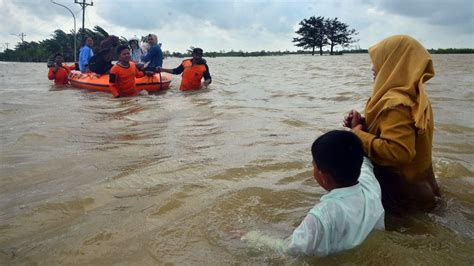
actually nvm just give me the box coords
[343,35,440,214]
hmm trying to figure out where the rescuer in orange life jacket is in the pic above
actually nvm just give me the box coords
[47,53,77,85]
[157,48,212,91]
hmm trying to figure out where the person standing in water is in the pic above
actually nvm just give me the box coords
[241,130,384,256]
[343,35,440,214]
[109,45,145,98]
[47,53,77,85]
[158,48,212,91]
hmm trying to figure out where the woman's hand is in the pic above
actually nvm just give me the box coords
[343,110,354,128]
[343,110,366,130]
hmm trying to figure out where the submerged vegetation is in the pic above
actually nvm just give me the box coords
[0,26,473,62]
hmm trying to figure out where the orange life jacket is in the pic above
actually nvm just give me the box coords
[180,59,207,91]
[109,62,145,97]
[48,64,75,85]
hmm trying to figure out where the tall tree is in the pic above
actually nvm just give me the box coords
[324,17,358,55]
[293,16,327,56]
[0,26,116,62]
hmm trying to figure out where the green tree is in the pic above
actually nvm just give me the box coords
[0,26,115,62]
[293,16,327,56]
[325,17,358,55]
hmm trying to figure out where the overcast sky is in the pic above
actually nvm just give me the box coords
[1,0,473,52]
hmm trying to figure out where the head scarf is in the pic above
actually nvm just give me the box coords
[148,34,158,44]
[365,35,434,133]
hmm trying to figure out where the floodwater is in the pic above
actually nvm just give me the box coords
[0,54,473,264]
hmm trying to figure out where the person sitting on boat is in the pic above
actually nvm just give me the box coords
[88,36,119,75]
[47,53,77,85]
[128,38,143,64]
[158,48,212,91]
[140,34,163,72]
[109,45,145,98]
[79,37,94,73]
[88,48,114,75]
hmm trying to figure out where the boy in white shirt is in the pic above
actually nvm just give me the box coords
[242,130,385,256]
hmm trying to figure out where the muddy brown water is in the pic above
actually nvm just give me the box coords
[0,54,473,264]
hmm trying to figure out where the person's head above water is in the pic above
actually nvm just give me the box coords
[53,53,64,64]
[311,130,364,191]
[116,45,131,63]
[191,48,206,64]
[192,48,203,56]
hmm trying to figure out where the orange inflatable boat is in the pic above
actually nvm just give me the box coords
[68,70,172,92]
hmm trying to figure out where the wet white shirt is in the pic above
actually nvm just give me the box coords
[243,157,385,256]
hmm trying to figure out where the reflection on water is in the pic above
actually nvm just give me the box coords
[0,55,473,264]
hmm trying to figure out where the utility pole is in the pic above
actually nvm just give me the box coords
[4,43,9,50]
[74,0,93,41]
[12,33,27,43]
[11,33,26,49]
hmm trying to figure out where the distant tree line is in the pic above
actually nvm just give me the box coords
[1,25,472,62]
[0,26,127,62]
[293,16,359,56]
[167,48,369,58]
[427,48,474,54]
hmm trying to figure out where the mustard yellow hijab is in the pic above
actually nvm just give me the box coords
[365,35,434,133]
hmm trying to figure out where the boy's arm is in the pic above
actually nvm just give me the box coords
[171,64,184,74]
[109,67,120,98]
[357,157,379,190]
[285,213,325,256]
[48,68,55,80]
[135,65,145,78]
[158,64,184,75]
[200,64,212,89]
[357,157,384,210]
[203,64,212,84]
[242,213,324,256]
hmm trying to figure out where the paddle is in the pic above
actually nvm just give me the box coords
[158,67,162,90]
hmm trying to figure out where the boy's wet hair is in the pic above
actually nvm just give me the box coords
[116,45,130,55]
[311,130,364,186]
[54,53,63,58]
